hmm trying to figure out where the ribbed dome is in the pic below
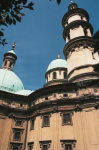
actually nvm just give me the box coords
[47,59,67,72]
[0,69,24,93]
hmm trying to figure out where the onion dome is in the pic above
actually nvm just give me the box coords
[44,54,68,87]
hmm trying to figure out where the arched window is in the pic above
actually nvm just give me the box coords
[4,61,7,66]
[9,62,12,68]
[64,72,67,79]
[84,28,88,36]
[53,72,56,79]
[46,77,48,83]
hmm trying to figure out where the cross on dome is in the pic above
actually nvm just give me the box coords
[11,42,16,51]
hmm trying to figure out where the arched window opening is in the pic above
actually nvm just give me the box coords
[9,62,12,68]
[46,77,48,83]
[84,28,88,36]
[64,72,67,79]
[59,70,61,75]
[4,61,7,66]
[53,72,56,79]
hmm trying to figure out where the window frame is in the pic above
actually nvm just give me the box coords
[60,139,76,150]
[30,118,35,130]
[64,71,67,79]
[27,142,34,150]
[13,128,24,141]
[10,142,23,150]
[39,140,51,150]
[41,114,50,128]
[60,112,73,126]
[53,72,56,79]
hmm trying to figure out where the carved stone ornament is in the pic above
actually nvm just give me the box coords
[94,102,99,109]
[10,142,23,150]
[28,142,34,150]
[60,139,76,150]
[39,140,52,149]
[52,106,58,113]
[75,104,82,112]
[34,110,39,116]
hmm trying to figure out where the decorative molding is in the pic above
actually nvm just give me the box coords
[75,104,82,112]
[10,141,23,150]
[27,142,34,150]
[62,8,89,28]
[60,139,76,150]
[39,140,51,150]
[63,36,96,60]
[94,102,99,109]
[63,20,93,41]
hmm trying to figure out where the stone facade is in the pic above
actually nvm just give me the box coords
[0,2,99,150]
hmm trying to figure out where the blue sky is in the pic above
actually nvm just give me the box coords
[1,0,99,91]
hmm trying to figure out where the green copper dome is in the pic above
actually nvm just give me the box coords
[15,90,33,96]
[47,59,67,72]
[0,69,24,93]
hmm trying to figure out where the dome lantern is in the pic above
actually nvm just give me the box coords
[1,42,17,71]
[44,55,68,87]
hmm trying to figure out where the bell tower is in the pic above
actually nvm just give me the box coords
[62,1,99,82]
[1,42,17,71]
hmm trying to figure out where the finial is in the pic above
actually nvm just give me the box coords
[57,52,60,59]
[11,42,16,51]
[70,0,73,3]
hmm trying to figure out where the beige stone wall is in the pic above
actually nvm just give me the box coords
[67,47,99,74]
[26,108,99,150]
[0,116,13,150]
[70,25,84,39]
[68,15,81,24]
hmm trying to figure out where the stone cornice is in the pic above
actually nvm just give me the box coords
[68,63,99,78]
[43,79,68,87]
[63,20,93,41]
[62,8,89,28]
[68,72,99,83]
[63,36,96,59]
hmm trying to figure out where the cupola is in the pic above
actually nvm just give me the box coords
[1,42,17,71]
[0,42,24,93]
[44,54,68,87]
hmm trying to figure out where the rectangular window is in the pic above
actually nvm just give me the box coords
[44,116,49,126]
[61,112,73,126]
[65,144,72,150]
[13,146,18,150]
[63,114,71,124]
[43,145,47,150]
[30,119,34,130]
[14,132,20,140]
[29,145,32,150]
[42,115,50,127]
[64,94,68,97]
